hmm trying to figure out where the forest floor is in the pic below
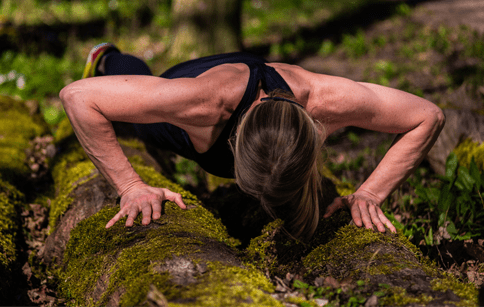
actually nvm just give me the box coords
[10,0,484,306]
[291,0,484,303]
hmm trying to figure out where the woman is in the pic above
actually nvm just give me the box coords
[60,43,445,239]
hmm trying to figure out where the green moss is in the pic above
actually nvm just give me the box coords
[168,262,281,307]
[205,173,235,192]
[0,178,22,268]
[431,276,478,307]
[380,286,433,306]
[244,219,285,273]
[303,226,422,278]
[453,139,484,171]
[53,124,279,306]
[0,95,47,182]
[48,130,100,230]
[49,156,97,230]
[53,117,74,144]
[132,163,240,248]
[56,145,280,305]
[117,138,146,151]
[0,147,29,177]
[301,224,477,305]
[0,177,24,299]
[60,181,274,306]
[0,95,45,300]
[304,226,380,272]
[320,165,355,196]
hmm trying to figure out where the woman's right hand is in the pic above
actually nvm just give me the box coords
[105,182,186,228]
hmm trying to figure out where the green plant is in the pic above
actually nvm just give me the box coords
[427,26,453,55]
[342,29,369,59]
[386,153,484,246]
[0,51,82,125]
[395,3,412,17]
[318,40,336,56]
[292,279,389,307]
[373,60,397,86]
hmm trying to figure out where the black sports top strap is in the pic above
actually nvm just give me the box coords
[134,52,294,178]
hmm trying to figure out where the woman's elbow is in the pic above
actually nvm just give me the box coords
[426,105,445,135]
[59,82,85,112]
[433,106,446,130]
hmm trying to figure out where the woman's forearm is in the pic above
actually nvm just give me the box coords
[60,84,143,196]
[356,110,445,203]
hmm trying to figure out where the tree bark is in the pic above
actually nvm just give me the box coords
[168,0,242,62]
[38,132,279,306]
[37,120,477,306]
[0,95,47,304]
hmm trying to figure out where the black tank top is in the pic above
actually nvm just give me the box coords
[134,52,293,178]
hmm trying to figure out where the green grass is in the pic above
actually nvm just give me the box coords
[384,153,484,247]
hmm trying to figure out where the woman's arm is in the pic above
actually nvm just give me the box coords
[308,76,445,232]
[59,74,224,228]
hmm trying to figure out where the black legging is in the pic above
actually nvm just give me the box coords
[103,53,153,76]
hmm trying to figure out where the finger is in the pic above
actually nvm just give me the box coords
[377,209,397,233]
[151,199,163,220]
[359,202,373,230]
[106,216,118,229]
[141,203,152,225]
[165,191,186,209]
[125,207,139,227]
[350,202,363,227]
[368,205,385,232]
[323,198,344,217]
[105,208,127,228]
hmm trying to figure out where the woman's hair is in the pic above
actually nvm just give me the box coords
[231,90,324,240]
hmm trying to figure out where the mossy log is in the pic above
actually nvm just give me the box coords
[39,127,281,306]
[38,118,479,306]
[0,95,48,185]
[0,179,24,303]
[0,95,47,304]
[245,212,478,306]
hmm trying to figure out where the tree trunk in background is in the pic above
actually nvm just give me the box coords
[169,0,242,62]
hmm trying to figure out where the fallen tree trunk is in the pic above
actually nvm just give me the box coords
[38,119,478,306]
[244,211,478,306]
[0,178,23,304]
[39,123,280,306]
[0,95,48,304]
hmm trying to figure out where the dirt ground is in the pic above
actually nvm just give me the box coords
[299,0,484,76]
[414,0,484,35]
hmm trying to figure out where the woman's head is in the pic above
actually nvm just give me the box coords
[231,90,324,240]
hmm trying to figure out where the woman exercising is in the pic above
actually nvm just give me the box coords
[60,43,445,239]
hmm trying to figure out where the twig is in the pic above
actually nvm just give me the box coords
[366,248,381,277]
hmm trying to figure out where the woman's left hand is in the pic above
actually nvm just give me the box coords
[323,192,396,233]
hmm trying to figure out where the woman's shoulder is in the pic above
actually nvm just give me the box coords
[197,62,250,80]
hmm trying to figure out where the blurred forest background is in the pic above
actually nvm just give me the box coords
[1,0,484,304]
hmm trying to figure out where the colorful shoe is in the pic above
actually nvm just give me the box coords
[82,43,119,78]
